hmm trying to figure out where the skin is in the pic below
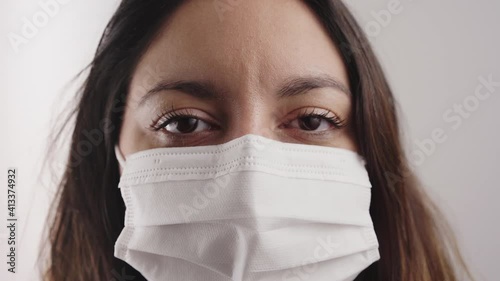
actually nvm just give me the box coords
[118,0,357,165]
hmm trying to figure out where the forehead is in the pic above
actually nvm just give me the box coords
[131,0,348,97]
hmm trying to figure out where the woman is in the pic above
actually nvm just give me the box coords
[44,0,473,280]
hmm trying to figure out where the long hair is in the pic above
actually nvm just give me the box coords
[43,0,473,280]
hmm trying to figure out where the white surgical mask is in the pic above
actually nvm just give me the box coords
[114,134,379,281]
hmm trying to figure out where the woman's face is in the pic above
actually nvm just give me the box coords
[118,0,356,158]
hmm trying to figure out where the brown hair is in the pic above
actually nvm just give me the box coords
[43,0,473,280]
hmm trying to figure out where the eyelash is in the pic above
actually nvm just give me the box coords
[283,108,346,130]
[149,107,346,132]
[150,107,209,132]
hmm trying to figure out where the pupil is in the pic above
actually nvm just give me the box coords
[299,116,321,131]
[176,118,198,133]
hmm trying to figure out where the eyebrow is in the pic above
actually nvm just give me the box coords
[138,75,350,106]
[277,75,351,98]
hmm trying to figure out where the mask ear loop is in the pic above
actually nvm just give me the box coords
[114,145,126,168]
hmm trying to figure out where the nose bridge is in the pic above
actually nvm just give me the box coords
[224,88,278,142]
[226,97,273,140]
[222,45,279,142]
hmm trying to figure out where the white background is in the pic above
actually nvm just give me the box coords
[1,0,499,280]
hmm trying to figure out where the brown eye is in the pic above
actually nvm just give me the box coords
[152,108,219,136]
[165,117,201,134]
[281,108,346,134]
[298,116,322,131]
[157,116,212,134]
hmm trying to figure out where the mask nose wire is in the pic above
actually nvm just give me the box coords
[114,145,126,168]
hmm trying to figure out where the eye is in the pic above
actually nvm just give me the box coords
[282,108,345,132]
[151,108,216,134]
